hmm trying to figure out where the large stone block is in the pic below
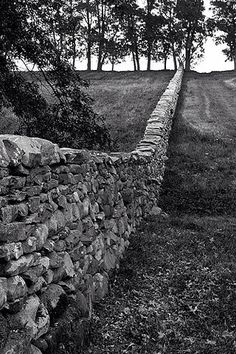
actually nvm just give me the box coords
[0,137,24,167]
[22,237,37,254]
[0,222,27,242]
[0,242,23,261]
[61,148,91,164]
[33,224,48,251]
[53,252,75,280]
[0,135,64,167]
[28,197,41,213]
[40,283,66,314]
[4,253,40,277]
[28,276,47,295]
[54,209,66,231]
[8,295,50,341]
[7,275,27,302]
[103,249,117,271]
[22,264,47,285]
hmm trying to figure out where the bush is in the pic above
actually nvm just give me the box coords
[0,105,19,134]
[0,69,111,150]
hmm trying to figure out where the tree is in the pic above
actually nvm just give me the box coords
[159,0,182,70]
[0,0,111,150]
[209,0,236,71]
[175,0,206,71]
[112,0,143,71]
[84,0,94,70]
[141,0,166,71]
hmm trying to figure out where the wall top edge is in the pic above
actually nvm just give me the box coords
[0,66,184,169]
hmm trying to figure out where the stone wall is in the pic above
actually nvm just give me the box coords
[0,66,184,354]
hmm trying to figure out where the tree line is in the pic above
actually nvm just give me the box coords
[5,0,233,72]
[1,0,236,73]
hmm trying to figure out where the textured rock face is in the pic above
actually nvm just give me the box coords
[0,66,184,353]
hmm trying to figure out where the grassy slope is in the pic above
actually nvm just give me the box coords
[80,70,174,152]
[83,71,236,354]
[22,70,173,151]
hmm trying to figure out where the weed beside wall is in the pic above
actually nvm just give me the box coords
[0,66,184,354]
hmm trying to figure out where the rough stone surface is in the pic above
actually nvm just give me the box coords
[7,275,27,302]
[0,66,184,353]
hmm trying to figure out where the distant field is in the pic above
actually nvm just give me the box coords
[22,70,174,152]
[80,70,174,151]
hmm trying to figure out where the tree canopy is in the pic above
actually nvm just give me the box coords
[209,0,236,71]
[0,0,111,150]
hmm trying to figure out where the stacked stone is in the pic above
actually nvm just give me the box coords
[0,137,130,353]
[0,65,184,354]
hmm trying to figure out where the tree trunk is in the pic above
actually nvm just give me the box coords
[87,44,91,71]
[96,1,106,71]
[72,29,76,69]
[147,43,152,71]
[185,47,191,71]
[234,48,236,71]
[97,50,103,71]
[135,46,140,71]
[173,53,177,71]
[132,51,137,71]
[164,55,167,70]
[185,30,192,71]
[97,58,103,71]
[86,0,92,71]
[172,44,177,71]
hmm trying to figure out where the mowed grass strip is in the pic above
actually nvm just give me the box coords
[160,72,236,216]
[81,70,174,152]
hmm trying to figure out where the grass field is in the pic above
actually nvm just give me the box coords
[22,70,173,152]
[83,70,236,354]
[80,70,174,151]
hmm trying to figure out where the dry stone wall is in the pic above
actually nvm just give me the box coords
[0,66,184,354]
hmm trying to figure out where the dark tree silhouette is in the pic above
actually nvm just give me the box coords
[209,0,236,71]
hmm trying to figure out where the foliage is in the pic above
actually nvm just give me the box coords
[209,0,236,70]
[0,0,210,74]
[175,0,206,71]
[111,0,144,71]
[0,0,111,150]
[140,1,165,70]
[0,106,19,134]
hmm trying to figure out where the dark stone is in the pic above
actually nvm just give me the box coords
[0,313,9,349]
[23,186,42,197]
[0,168,9,179]
[61,148,91,165]
[40,284,67,321]
[28,197,41,213]
[0,222,27,242]
[1,330,31,354]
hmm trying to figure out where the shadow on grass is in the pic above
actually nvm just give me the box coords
[160,108,236,216]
